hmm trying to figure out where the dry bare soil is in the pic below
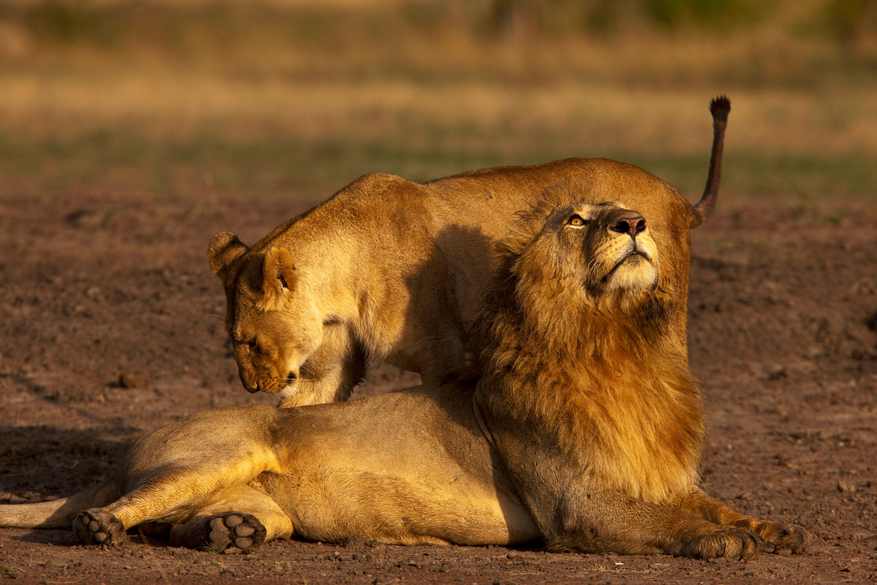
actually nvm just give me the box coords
[0,189,875,584]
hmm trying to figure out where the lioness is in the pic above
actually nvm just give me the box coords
[0,194,805,559]
[209,98,730,408]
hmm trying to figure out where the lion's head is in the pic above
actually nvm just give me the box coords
[474,189,681,363]
[515,199,659,297]
[207,235,324,398]
[472,187,704,507]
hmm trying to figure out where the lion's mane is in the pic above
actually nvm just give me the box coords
[471,185,705,504]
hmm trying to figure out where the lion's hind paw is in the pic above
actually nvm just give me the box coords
[73,508,127,547]
[205,512,267,554]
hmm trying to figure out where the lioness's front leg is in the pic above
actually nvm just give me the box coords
[671,487,807,555]
[279,327,367,408]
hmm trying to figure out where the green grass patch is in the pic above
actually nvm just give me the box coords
[0,127,873,205]
[623,152,877,203]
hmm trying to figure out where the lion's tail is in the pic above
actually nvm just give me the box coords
[690,95,730,228]
[0,479,119,529]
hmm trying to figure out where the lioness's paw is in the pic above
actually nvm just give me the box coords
[205,513,267,554]
[740,520,808,555]
[73,508,126,547]
[685,527,762,560]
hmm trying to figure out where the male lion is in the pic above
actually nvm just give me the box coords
[0,193,805,559]
[208,98,730,408]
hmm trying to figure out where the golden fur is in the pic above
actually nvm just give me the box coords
[472,193,702,505]
[0,190,805,559]
[207,97,731,408]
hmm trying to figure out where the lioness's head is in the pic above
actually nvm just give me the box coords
[207,233,322,397]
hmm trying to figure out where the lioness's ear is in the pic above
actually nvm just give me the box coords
[207,231,248,280]
[259,247,298,311]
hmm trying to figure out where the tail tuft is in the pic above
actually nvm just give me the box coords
[709,96,731,121]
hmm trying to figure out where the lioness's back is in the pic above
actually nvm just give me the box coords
[210,157,702,406]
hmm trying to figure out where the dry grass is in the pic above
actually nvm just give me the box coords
[3,76,875,155]
[0,0,874,204]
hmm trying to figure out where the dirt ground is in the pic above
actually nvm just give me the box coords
[0,188,875,584]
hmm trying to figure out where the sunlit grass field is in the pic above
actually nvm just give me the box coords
[0,0,875,206]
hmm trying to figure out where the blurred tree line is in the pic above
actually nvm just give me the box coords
[0,0,876,50]
[489,0,877,40]
[0,0,875,91]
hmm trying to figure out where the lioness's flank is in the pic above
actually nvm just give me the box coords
[208,97,731,408]
[0,193,805,559]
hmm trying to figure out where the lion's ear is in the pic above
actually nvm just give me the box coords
[207,232,248,280]
[259,247,298,311]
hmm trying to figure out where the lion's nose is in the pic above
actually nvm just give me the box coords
[611,216,646,237]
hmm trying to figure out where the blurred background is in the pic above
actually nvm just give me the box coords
[0,0,875,206]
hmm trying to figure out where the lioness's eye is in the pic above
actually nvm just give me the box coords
[568,215,587,227]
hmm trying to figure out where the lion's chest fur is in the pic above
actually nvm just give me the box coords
[480,305,705,506]
[489,352,703,505]
[556,357,702,502]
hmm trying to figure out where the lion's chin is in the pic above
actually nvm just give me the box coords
[605,254,658,292]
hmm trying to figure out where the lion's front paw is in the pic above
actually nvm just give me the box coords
[683,526,763,560]
[205,513,267,554]
[740,520,808,555]
[73,508,126,547]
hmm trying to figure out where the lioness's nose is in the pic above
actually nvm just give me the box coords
[240,372,260,394]
[611,216,646,237]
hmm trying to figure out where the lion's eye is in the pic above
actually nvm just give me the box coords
[568,215,587,227]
